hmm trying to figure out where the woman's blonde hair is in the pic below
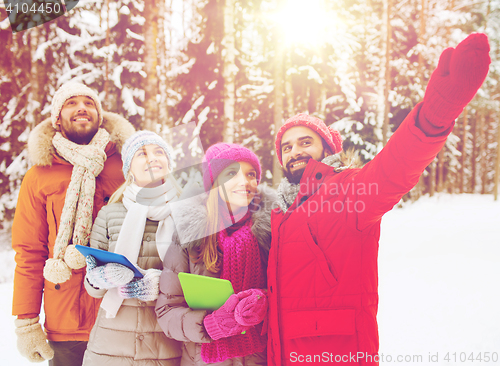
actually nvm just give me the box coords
[192,175,239,273]
[195,186,222,273]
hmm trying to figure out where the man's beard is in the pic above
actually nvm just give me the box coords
[60,113,99,145]
[63,125,99,145]
[282,159,308,184]
[282,151,328,184]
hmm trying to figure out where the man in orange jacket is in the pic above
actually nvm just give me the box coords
[12,82,134,366]
[267,34,490,365]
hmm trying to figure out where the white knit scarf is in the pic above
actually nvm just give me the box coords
[100,179,179,318]
[43,128,110,284]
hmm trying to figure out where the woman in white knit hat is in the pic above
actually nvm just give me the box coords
[81,131,183,366]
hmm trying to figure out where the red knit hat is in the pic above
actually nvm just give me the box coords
[275,113,343,166]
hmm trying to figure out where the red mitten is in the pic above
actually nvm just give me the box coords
[420,33,490,135]
[234,289,268,326]
[203,293,250,340]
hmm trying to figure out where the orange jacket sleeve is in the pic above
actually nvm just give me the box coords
[12,167,49,317]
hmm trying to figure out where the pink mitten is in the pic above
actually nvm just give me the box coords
[420,33,490,135]
[234,289,267,326]
[203,293,250,340]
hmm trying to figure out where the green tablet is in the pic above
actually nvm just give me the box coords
[178,272,235,310]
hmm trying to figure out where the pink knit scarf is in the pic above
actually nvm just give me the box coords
[201,206,267,363]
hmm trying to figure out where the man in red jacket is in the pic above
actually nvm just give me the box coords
[268,34,490,365]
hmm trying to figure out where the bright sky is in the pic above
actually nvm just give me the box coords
[272,0,336,47]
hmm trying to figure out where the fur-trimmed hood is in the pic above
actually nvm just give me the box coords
[171,183,277,260]
[333,148,364,170]
[27,111,135,166]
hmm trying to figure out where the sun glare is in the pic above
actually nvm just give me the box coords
[273,0,332,46]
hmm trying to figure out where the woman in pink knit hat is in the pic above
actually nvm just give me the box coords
[156,143,277,366]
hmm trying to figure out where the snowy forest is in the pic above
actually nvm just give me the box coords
[0,0,500,227]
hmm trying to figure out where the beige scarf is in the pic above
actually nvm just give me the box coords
[43,128,110,284]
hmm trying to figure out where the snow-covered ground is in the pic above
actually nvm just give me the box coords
[1,193,499,365]
[378,194,500,365]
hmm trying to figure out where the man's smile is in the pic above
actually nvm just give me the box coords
[288,158,309,172]
[72,115,92,123]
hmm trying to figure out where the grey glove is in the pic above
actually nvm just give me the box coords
[85,254,134,289]
[118,268,161,301]
[14,316,54,362]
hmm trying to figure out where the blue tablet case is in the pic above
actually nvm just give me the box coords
[178,272,235,310]
[75,245,143,278]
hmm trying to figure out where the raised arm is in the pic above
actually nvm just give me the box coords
[355,33,490,230]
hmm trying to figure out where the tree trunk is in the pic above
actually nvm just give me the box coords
[318,83,327,120]
[429,161,436,196]
[104,0,110,109]
[460,107,468,193]
[437,148,445,192]
[480,112,487,194]
[221,0,236,143]
[382,0,392,146]
[158,0,172,143]
[411,0,426,200]
[417,0,426,81]
[27,26,41,130]
[494,115,500,200]
[272,2,285,188]
[143,0,159,131]
[285,49,294,118]
[440,0,454,192]
[470,113,477,193]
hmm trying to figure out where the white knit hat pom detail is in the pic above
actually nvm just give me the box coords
[43,258,72,284]
[64,245,87,269]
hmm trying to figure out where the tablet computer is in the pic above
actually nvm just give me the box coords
[75,245,143,278]
[178,272,235,310]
